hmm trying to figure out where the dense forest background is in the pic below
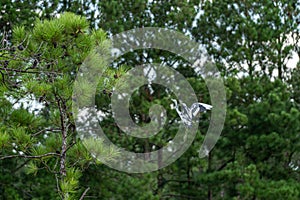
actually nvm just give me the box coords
[0,0,299,199]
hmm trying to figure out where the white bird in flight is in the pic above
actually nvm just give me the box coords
[171,99,212,127]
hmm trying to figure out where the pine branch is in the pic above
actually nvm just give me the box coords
[0,67,61,75]
[0,152,60,160]
[31,128,61,137]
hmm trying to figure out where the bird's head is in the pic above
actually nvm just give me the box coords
[171,99,178,105]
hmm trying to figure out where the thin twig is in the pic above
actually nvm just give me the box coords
[31,128,61,137]
[0,67,61,75]
[12,160,31,173]
[0,152,60,160]
[41,159,59,174]
[55,173,63,200]
[79,187,90,200]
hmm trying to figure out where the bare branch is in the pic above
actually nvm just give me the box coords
[55,173,63,200]
[0,67,61,75]
[31,128,61,137]
[0,152,60,160]
[79,187,90,200]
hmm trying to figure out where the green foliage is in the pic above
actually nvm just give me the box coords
[82,138,120,164]
[25,161,39,176]
[0,131,10,148]
[0,1,299,199]
[60,168,82,199]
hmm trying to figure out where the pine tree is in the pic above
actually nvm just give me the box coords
[0,12,119,199]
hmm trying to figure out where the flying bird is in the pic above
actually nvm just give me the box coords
[171,99,212,127]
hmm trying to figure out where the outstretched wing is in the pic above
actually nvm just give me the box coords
[190,103,213,118]
[199,103,213,110]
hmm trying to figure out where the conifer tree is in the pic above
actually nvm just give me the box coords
[0,12,119,199]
